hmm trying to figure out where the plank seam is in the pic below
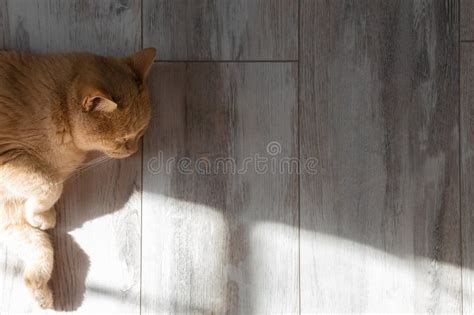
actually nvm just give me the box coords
[297,0,302,314]
[139,0,144,314]
[458,0,464,313]
[152,60,299,63]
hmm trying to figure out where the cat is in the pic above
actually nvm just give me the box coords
[0,47,155,309]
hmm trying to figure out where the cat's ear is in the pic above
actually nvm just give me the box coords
[82,90,117,113]
[128,48,156,82]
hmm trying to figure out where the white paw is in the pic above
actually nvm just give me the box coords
[25,183,63,214]
[26,208,57,230]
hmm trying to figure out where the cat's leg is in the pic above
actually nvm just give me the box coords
[31,206,57,230]
[23,180,61,230]
[0,155,62,230]
[1,223,54,309]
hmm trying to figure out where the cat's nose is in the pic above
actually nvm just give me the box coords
[125,140,139,153]
[127,143,139,155]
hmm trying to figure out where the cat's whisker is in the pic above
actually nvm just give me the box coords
[76,156,110,170]
[74,157,112,173]
[79,157,112,172]
[55,155,108,169]
[53,156,109,178]
[62,156,113,183]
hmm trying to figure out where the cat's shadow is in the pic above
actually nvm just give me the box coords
[50,153,138,312]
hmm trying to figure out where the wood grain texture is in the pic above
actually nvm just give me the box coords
[461,43,474,314]
[51,155,142,313]
[143,0,298,61]
[0,0,142,313]
[142,63,298,314]
[462,0,474,41]
[0,0,467,313]
[0,0,140,55]
[300,1,461,313]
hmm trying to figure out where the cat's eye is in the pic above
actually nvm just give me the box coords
[135,77,142,87]
[134,75,143,89]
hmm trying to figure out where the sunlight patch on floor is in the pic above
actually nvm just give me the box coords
[300,229,462,313]
[141,193,227,314]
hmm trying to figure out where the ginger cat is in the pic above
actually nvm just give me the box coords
[0,48,155,309]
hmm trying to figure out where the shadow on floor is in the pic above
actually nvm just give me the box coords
[49,154,138,312]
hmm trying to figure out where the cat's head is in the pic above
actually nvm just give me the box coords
[69,48,156,158]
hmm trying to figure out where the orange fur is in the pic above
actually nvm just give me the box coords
[0,48,155,308]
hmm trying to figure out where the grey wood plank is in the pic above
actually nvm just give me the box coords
[142,63,299,314]
[143,0,298,61]
[1,0,140,55]
[52,155,142,313]
[300,1,461,313]
[462,0,474,41]
[0,1,8,48]
[0,0,142,313]
[461,42,474,314]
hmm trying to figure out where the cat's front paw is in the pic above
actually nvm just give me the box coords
[26,207,57,230]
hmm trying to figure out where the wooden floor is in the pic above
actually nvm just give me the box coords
[0,0,471,313]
